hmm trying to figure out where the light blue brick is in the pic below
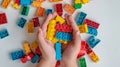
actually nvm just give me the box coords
[56,42,62,60]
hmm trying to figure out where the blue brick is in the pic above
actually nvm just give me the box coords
[88,26,98,36]
[17,17,27,28]
[46,9,52,15]
[31,54,40,63]
[87,36,101,48]
[0,29,9,39]
[56,42,62,60]
[76,12,87,25]
[20,0,32,6]
[11,50,25,60]
[56,32,72,41]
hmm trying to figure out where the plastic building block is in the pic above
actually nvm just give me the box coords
[55,16,65,24]
[36,0,46,2]
[14,0,20,5]
[88,26,98,36]
[47,20,56,40]
[84,19,100,29]
[0,29,9,39]
[32,17,40,27]
[87,36,101,48]
[85,42,93,54]
[74,3,82,9]
[78,24,88,33]
[58,40,68,45]
[23,42,32,55]
[31,54,40,63]
[35,47,42,55]
[56,32,72,41]
[75,0,81,4]
[46,9,53,16]
[11,50,25,60]
[81,0,90,4]
[56,42,62,60]
[88,51,100,63]
[20,0,32,6]
[79,58,87,67]
[21,53,34,63]
[12,3,20,10]
[64,4,76,14]
[55,61,60,67]
[27,21,34,33]
[32,1,41,7]
[56,23,73,33]
[76,12,87,25]
[21,6,30,16]
[17,17,27,28]
[77,41,86,59]
[0,13,8,25]
[49,0,63,2]
[31,41,39,50]
[36,7,46,17]
[2,0,12,9]
[51,38,59,44]
[56,3,63,16]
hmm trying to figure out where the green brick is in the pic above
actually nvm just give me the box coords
[21,6,30,16]
[79,58,87,67]
[74,3,82,9]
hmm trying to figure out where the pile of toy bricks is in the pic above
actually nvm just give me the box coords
[0,0,101,67]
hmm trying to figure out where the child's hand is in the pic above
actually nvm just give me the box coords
[60,14,81,67]
[37,12,57,67]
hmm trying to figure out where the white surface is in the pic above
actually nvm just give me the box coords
[0,0,120,67]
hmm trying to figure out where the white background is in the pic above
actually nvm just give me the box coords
[0,0,120,67]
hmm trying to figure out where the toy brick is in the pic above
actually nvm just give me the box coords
[23,42,32,55]
[32,1,41,7]
[21,6,30,16]
[36,0,46,2]
[56,42,62,60]
[81,0,90,4]
[51,38,59,44]
[76,12,87,25]
[79,58,87,67]
[27,21,34,33]
[55,16,65,24]
[31,41,39,50]
[74,3,82,9]
[56,3,63,16]
[11,50,25,60]
[46,9,53,15]
[20,0,32,6]
[2,0,12,9]
[15,0,20,5]
[88,51,100,63]
[31,54,40,63]
[78,24,88,33]
[32,17,40,27]
[55,61,60,67]
[12,3,20,10]
[58,40,68,45]
[85,42,93,54]
[36,7,46,17]
[87,36,101,48]
[21,53,34,63]
[0,13,8,25]
[17,17,27,28]
[64,3,76,14]
[0,29,9,39]
[77,41,86,59]
[55,23,73,33]
[84,19,100,29]
[35,47,42,55]
[56,32,72,41]
[88,26,98,36]
[49,0,63,2]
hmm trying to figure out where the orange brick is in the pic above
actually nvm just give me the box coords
[27,22,34,33]
[2,0,12,9]
[64,4,76,14]
[36,0,46,2]
[36,7,46,17]
[49,0,63,2]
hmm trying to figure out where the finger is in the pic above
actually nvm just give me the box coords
[64,14,70,25]
[42,14,52,33]
[52,11,58,19]
[68,15,79,32]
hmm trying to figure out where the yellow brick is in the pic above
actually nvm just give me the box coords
[89,52,100,63]
[78,24,88,33]
[31,41,39,50]
[55,16,65,24]
[2,0,12,9]
[51,38,58,44]
[75,0,81,4]
[24,42,31,55]
[27,22,34,33]
[12,3,20,10]
[32,1,41,7]
[81,0,90,4]
[49,0,63,2]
